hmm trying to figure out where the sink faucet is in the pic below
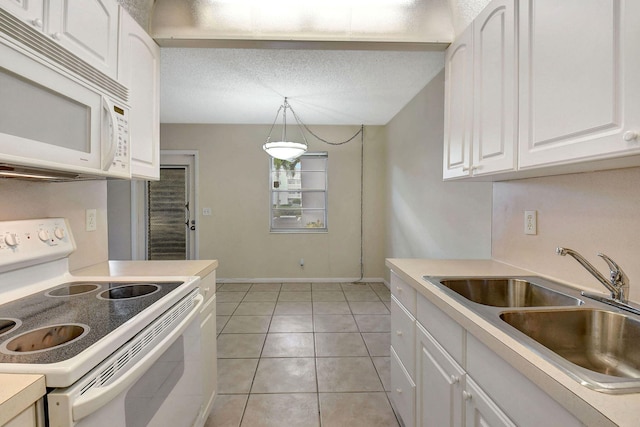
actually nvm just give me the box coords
[556,247,629,302]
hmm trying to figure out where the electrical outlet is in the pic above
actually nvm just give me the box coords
[86,209,97,232]
[203,208,212,216]
[524,210,537,235]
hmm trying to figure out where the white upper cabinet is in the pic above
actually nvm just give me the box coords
[46,0,119,79]
[118,8,160,180]
[472,0,517,175]
[0,0,45,28]
[518,0,640,168]
[443,25,474,180]
[444,0,517,179]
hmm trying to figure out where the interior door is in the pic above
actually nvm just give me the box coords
[146,152,197,260]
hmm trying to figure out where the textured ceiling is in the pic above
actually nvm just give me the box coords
[117,0,489,125]
[161,48,445,125]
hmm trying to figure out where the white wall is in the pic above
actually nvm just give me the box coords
[0,180,109,270]
[384,70,493,272]
[159,123,387,281]
[492,167,640,302]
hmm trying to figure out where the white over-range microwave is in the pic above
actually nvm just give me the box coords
[0,11,130,180]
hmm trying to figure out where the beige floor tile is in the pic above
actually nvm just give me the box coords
[316,357,383,392]
[319,392,399,427]
[217,282,225,291]
[234,302,276,316]
[250,283,282,292]
[217,316,230,334]
[372,357,391,391]
[217,334,266,358]
[217,292,247,303]
[349,301,390,315]
[204,394,248,427]
[243,291,279,302]
[251,358,317,393]
[274,301,313,315]
[219,283,252,292]
[362,333,391,356]
[269,315,313,332]
[369,283,390,293]
[340,282,372,291]
[383,301,392,311]
[311,283,342,291]
[374,289,391,302]
[262,333,315,357]
[344,290,381,302]
[315,333,369,357]
[281,283,311,291]
[311,291,346,302]
[354,315,391,332]
[221,316,271,334]
[217,359,259,393]
[241,393,319,427]
[313,301,351,315]
[217,302,240,316]
[313,315,358,332]
[278,291,312,302]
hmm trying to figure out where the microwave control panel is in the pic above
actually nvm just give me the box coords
[111,104,130,174]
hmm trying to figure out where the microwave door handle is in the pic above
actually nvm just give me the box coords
[101,97,118,171]
[68,294,203,422]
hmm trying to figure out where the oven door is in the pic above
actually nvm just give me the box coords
[47,290,203,427]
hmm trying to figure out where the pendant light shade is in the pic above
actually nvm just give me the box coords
[263,98,308,160]
[262,141,307,160]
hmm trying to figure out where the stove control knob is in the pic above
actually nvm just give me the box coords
[54,227,65,240]
[38,229,51,242]
[4,234,18,247]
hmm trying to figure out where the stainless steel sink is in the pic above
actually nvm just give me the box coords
[501,309,640,379]
[431,277,582,307]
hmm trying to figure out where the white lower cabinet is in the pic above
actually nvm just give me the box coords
[464,377,514,427]
[391,346,416,427]
[416,323,465,427]
[198,272,217,424]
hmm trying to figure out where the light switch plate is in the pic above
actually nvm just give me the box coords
[86,209,97,232]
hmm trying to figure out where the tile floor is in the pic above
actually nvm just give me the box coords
[204,281,400,427]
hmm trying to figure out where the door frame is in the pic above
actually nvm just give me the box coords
[130,150,200,260]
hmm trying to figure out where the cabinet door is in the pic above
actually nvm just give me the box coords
[199,293,217,421]
[46,0,119,79]
[443,24,474,180]
[518,0,640,168]
[416,323,465,427]
[472,0,517,175]
[0,0,45,29]
[118,9,160,180]
[464,377,515,427]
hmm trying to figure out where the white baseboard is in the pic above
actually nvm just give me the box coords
[218,277,385,284]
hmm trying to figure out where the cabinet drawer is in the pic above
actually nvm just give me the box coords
[391,295,416,379]
[417,294,464,365]
[391,346,416,427]
[199,272,216,305]
[390,271,417,315]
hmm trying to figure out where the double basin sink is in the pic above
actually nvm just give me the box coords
[423,276,640,393]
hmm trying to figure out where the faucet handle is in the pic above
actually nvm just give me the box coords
[598,253,629,298]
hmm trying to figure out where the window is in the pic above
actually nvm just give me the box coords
[270,152,328,232]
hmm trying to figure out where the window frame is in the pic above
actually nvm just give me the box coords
[269,151,328,233]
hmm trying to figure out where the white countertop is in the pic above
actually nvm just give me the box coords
[72,260,218,279]
[386,258,637,427]
[0,374,45,425]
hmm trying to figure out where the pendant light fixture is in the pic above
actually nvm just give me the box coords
[263,97,308,161]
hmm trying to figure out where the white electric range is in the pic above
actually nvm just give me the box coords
[0,218,203,427]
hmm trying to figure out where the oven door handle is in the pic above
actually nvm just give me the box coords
[71,294,203,422]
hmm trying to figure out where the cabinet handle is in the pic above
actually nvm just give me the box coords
[204,287,210,293]
[462,166,478,173]
[450,375,460,384]
[463,391,472,401]
[32,18,43,28]
[396,286,402,293]
[396,388,403,394]
[396,330,403,336]
[623,131,638,142]
[52,32,62,40]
